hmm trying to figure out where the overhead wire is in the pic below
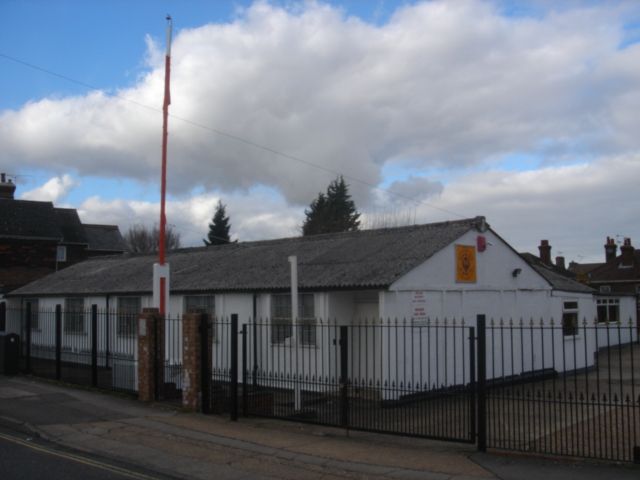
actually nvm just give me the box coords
[0,52,467,220]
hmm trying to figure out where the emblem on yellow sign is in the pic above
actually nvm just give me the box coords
[455,245,477,283]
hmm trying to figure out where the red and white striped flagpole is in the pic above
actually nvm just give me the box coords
[154,15,172,316]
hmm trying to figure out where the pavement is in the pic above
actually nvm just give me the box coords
[0,375,639,480]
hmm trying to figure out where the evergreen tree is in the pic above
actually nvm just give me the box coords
[203,200,231,245]
[302,176,360,236]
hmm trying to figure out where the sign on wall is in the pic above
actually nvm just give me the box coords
[411,291,427,325]
[455,245,477,283]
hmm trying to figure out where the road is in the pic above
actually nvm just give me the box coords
[0,424,170,480]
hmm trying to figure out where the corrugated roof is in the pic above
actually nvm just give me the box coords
[83,224,126,252]
[520,253,594,294]
[0,199,62,240]
[10,217,484,296]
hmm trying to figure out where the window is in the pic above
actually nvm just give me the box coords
[117,297,141,337]
[56,246,67,262]
[271,293,315,346]
[184,295,216,340]
[599,285,611,294]
[64,298,85,334]
[562,301,579,336]
[24,298,39,330]
[597,298,620,324]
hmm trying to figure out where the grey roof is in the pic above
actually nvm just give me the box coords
[0,199,62,240]
[520,253,594,294]
[83,224,127,252]
[54,208,88,245]
[10,217,485,297]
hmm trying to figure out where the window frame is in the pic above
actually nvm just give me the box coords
[562,301,579,337]
[596,298,620,324]
[64,297,85,335]
[270,293,316,346]
[56,245,67,262]
[116,296,141,337]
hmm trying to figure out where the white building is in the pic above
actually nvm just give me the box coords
[3,216,636,398]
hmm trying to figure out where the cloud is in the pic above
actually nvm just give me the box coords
[19,174,77,203]
[414,153,640,263]
[1,1,639,207]
[77,187,303,247]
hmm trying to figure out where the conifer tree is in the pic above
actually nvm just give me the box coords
[302,176,360,236]
[203,200,231,245]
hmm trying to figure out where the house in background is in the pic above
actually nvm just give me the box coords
[5,216,636,397]
[0,173,126,297]
[587,237,640,326]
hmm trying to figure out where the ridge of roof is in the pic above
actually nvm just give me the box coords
[9,217,483,297]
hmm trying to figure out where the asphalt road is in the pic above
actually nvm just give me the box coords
[0,425,168,480]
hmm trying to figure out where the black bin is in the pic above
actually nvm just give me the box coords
[0,334,20,375]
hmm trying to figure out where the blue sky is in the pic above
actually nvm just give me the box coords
[2,0,640,261]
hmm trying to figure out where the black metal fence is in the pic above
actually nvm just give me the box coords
[483,316,640,463]
[203,315,639,463]
[5,306,184,401]
[5,304,639,463]
[6,305,138,394]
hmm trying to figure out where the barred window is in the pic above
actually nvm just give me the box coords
[271,293,315,346]
[562,301,579,336]
[184,295,216,340]
[117,297,141,337]
[597,298,619,324]
[64,298,85,334]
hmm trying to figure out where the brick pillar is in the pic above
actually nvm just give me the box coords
[137,308,164,402]
[182,310,208,411]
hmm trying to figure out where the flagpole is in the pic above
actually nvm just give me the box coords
[154,15,172,316]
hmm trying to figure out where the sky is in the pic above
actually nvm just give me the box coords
[1,0,640,263]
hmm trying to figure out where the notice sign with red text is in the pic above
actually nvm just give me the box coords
[411,291,427,325]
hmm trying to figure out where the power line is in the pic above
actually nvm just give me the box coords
[0,52,466,219]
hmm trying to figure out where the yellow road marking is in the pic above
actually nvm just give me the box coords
[0,432,160,480]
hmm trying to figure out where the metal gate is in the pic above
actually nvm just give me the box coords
[203,315,476,444]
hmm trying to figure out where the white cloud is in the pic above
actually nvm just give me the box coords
[77,187,303,247]
[19,174,77,203]
[414,153,640,263]
[2,1,639,207]
[3,1,640,265]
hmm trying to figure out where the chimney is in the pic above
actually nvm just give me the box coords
[0,173,16,200]
[604,236,617,263]
[620,238,634,267]
[555,256,566,270]
[538,240,551,265]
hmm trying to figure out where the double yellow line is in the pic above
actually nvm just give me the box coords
[0,432,160,480]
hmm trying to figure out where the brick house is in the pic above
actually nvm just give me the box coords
[0,173,126,296]
[587,237,640,327]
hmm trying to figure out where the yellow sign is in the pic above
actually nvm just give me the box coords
[455,245,477,283]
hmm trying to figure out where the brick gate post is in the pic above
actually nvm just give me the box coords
[182,310,207,411]
[137,308,163,402]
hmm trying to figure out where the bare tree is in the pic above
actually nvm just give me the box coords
[124,224,181,254]
[361,209,417,230]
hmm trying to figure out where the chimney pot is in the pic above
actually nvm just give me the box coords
[0,173,16,200]
[620,238,634,267]
[538,239,552,265]
[555,256,566,270]
[604,236,618,263]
